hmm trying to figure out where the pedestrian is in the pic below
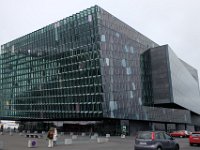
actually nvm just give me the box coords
[89,126,93,137]
[53,127,58,145]
[47,127,54,147]
[0,124,3,135]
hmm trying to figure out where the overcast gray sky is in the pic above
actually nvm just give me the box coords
[0,0,200,81]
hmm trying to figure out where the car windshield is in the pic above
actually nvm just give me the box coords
[137,132,152,139]
[192,133,200,136]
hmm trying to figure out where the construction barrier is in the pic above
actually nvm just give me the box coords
[72,135,78,140]
[106,134,110,138]
[97,137,109,143]
[28,140,37,148]
[64,139,72,145]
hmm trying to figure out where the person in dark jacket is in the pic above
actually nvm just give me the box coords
[47,127,54,147]
[0,125,3,135]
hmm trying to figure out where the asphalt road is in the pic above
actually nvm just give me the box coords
[0,132,199,150]
[176,138,200,150]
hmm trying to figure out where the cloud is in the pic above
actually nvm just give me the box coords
[0,0,200,81]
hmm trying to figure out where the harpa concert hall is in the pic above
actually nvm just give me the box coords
[1,5,200,135]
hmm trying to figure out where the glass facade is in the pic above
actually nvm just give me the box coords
[0,6,198,125]
[149,45,171,104]
[141,50,153,106]
[0,6,103,120]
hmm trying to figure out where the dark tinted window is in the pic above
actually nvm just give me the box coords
[155,133,160,139]
[192,133,200,136]
[164,133,172,139]
[138,132,152,139]
[159,132,165,139]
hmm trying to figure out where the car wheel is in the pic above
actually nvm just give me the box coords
[175,145,179,150]
[157,147,162,150]
[190,143,193,146]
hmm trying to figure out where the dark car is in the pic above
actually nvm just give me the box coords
[134,131,179,150]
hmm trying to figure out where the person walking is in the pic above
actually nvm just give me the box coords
[53,127,58,145]
[0,124,3,135]
[47,127,54,148]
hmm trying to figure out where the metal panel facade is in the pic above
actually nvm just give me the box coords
[97,7,191,123]
[168,46,200,114]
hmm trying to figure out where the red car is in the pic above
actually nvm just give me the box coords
[170,130,190,138]
[189,132,200,146]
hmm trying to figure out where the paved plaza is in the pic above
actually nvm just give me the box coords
[0,132,133,150]
[0,132,200,150]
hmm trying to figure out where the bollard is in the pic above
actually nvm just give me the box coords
[93,133,98,139]
[106,134,110,138]
[81,133,86,136]
[9,132,13,136]
[70,132,73,136]
[19,132,23,136]
[64,139,72,145]
[60,132,64,136]
[38,134,42,138]
[97,137,109,143]
[28,140,37,148]
[121,134,125,138]
[72,135,77,140]
[90,135,97,140]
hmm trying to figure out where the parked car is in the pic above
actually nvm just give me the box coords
[189,132,200,146]
[170,130,190,138]
[134,131,179,150]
